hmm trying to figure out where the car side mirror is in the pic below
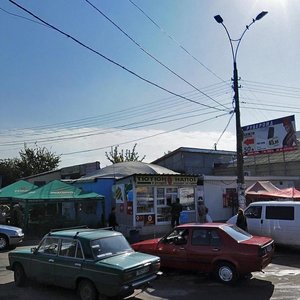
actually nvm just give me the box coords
[31,247,37,254]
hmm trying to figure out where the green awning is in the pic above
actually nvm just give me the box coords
[0,180,38,199]
[14,180,103,200]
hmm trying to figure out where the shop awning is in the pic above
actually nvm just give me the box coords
[246,181,300,199]
[0,180,38,200]
[14,180,103,201]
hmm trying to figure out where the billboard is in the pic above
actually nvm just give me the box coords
[242,115,297,155]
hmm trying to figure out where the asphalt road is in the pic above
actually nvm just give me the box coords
[1,244,300,300]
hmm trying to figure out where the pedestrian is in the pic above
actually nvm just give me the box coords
[198,198,207,223]
[205,207,213,223]
[171,198,183,227]
[236,208,247,231]
[108,206,119,230]
[11,203,24,228]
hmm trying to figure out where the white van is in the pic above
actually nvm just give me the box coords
[227,201,300,247]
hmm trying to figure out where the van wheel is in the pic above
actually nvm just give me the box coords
[214,262,237,285]
[14,263,27,287]
[78,279,98,300]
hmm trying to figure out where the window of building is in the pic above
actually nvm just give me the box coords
[156,188,178,223]
[136,186,154,214]
[179,187,195,211]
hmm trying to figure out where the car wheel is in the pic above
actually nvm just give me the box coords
[78,279,98,300]
[14,263,27,287]
[214,262,237,284]
[0,234,8,250]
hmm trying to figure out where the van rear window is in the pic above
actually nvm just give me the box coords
[266,206,294,220]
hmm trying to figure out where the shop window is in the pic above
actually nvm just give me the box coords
[179,187,195,211]
[166,188,178,206]
[157,188,165,206]
[136,186,154,214]
[156,188,178,223]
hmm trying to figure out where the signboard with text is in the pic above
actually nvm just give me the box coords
[242,115,297,155]
[134,175,198,186]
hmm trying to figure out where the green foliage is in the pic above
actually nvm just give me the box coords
[0,144,60,186]
[105,144,146,164]
[0,158,20,187]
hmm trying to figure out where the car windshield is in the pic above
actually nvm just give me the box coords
[91,235,133,259]
[221,224,252,242]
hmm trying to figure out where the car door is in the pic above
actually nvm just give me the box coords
[30,237,59,285]
[187,228,223,272]
[54,238,84,288]
[157,228,188,269]
[244,205,263,235]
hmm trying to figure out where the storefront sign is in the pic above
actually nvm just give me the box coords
[136,215,144,222]
[144,214,155,225]
[135,175,198,186]
[114,184,124,203]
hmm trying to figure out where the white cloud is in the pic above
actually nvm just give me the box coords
[54,128,237,168]
[0,127,237,168]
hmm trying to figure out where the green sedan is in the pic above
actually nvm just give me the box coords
[6,227,161,300]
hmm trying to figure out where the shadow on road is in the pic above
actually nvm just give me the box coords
[273,245,300,268]
[127,271,275,300]
[0,282,76,300]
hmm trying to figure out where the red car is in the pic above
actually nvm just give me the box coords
[131,223,274,284]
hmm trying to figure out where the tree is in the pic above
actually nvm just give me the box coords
[0,144,60,186]
[0,158,20,187]
[105,144,145,164]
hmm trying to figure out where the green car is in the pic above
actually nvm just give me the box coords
[6,227,161,300]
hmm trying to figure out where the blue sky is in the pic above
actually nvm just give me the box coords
[0,0,299,167]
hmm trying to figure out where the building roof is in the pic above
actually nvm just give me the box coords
[151,147,236,164]
[76,161,179,181]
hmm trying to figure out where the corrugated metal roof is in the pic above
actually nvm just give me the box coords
[76,161,179,181]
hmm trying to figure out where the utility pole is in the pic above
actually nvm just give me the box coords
[214,11,268,209]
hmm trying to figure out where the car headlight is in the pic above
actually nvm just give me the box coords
[13,230,23,236]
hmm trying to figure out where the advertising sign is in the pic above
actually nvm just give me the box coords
[242,115,297,155]
[134,175,198,186]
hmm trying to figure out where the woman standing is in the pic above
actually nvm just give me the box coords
[236,208,247,231]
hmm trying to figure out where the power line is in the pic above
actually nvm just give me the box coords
[214,112,234,149]
[8,0,227,113]
[0,86,230,139]
[61,112,229,156]
[0,109,224,147]
[243,80,300,92]
[83,0,228,110]
[128,0,227,84]
[0,6,48,27]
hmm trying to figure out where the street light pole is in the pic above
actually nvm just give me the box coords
[214,12,268,209]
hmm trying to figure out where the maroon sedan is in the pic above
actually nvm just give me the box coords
[131,223,274,284]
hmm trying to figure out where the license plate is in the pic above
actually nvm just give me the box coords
[136,266,149,276]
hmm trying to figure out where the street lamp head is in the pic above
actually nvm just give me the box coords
[214,15,223,24]
[255,11,268,21]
